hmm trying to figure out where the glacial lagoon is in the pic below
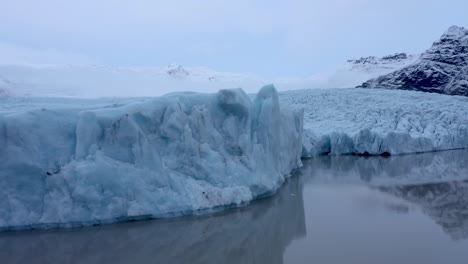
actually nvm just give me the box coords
[1,150,468,264]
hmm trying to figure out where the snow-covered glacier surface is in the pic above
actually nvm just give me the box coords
[280,88,468,156]
[0,55,416,98]
[0,64,266,97]
[0,85,303,230]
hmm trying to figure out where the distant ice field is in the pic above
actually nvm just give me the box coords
[280,88,468,156]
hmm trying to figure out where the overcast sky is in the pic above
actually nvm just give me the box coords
[1,0,468,77]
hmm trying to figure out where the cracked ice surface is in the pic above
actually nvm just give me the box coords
[280,88,468,156]
[0,85,303,229]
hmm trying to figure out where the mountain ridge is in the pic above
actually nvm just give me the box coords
[358,25,468,96]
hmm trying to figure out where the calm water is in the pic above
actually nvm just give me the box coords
[1,150,468,264]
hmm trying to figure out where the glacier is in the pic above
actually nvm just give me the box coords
[2,85,468,230]
[0,85,303,230]
[280,88,468,157]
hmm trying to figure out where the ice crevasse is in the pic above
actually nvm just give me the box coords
[280,88,468,157]
[0,85,303,229]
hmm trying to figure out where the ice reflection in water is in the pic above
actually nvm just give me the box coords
[302,149,468,241]
[380,181,468,241]
[302,149,468,185]
[1,149,468,264]
[0,174,306,264]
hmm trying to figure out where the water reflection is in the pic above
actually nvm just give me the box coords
[1,150,468,264]
[380,180,468,241]
[0,176,306,264]
[298,149,468,242]
[301,149,468,186]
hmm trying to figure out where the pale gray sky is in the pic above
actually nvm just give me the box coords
[1,0,468,77]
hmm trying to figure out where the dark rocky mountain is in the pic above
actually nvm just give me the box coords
[358,26,468,96]
[166,64,190,77]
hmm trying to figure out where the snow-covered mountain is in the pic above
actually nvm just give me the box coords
[345,53,418,75]
[327,52,419,88]
[0,54,419,97]
[359,26,468,96]
[273,53,417,90]
[2,25,468,97]
[0,64,266,97]
[166,64,190,78]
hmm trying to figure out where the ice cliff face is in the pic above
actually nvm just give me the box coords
[0,85,303,229]
[280,88,468,157]
[0,175,306,264]
[359,26,468,96]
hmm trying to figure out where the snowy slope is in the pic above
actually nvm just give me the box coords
[280,88,468,156]
[271,53,418,91]
[324,53,418,88]
[359,26,468,96]
[0,85,303,229]
[345,53,419,74]
[0,52,417,98]
[0,64,266,98]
